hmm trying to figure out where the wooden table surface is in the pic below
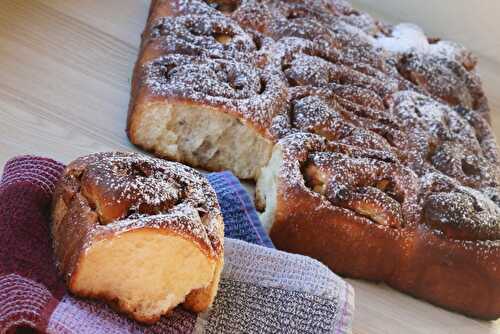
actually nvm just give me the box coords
[1,1,499,333]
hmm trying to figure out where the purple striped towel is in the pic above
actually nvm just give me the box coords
[0,155,354,334]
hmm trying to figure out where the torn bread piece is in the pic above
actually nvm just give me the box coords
[51,152,224,324]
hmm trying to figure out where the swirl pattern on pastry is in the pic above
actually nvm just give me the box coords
[303,144,419,228]
[147,14,259,61]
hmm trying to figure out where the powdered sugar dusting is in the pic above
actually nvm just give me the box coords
[373,23,474,65]
[147,14,258,62]
[374,23,433,54]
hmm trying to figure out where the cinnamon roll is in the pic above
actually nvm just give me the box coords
[51,152,224,324]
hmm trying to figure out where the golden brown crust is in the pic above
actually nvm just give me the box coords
[267,133,500,319]
[51,152,224,323]
[52,192,99,283]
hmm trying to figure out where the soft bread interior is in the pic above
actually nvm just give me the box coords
[256,145,284,232]
[72,229,216,323]
[131,102,274,179]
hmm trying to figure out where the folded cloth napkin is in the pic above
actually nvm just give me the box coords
[0,156,354,334]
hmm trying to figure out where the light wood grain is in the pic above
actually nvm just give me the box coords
[0,1,499,333]
[0,0,145,167]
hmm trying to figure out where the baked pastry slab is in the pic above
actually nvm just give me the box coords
[127,0,500,319]
[51,152,224,324]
